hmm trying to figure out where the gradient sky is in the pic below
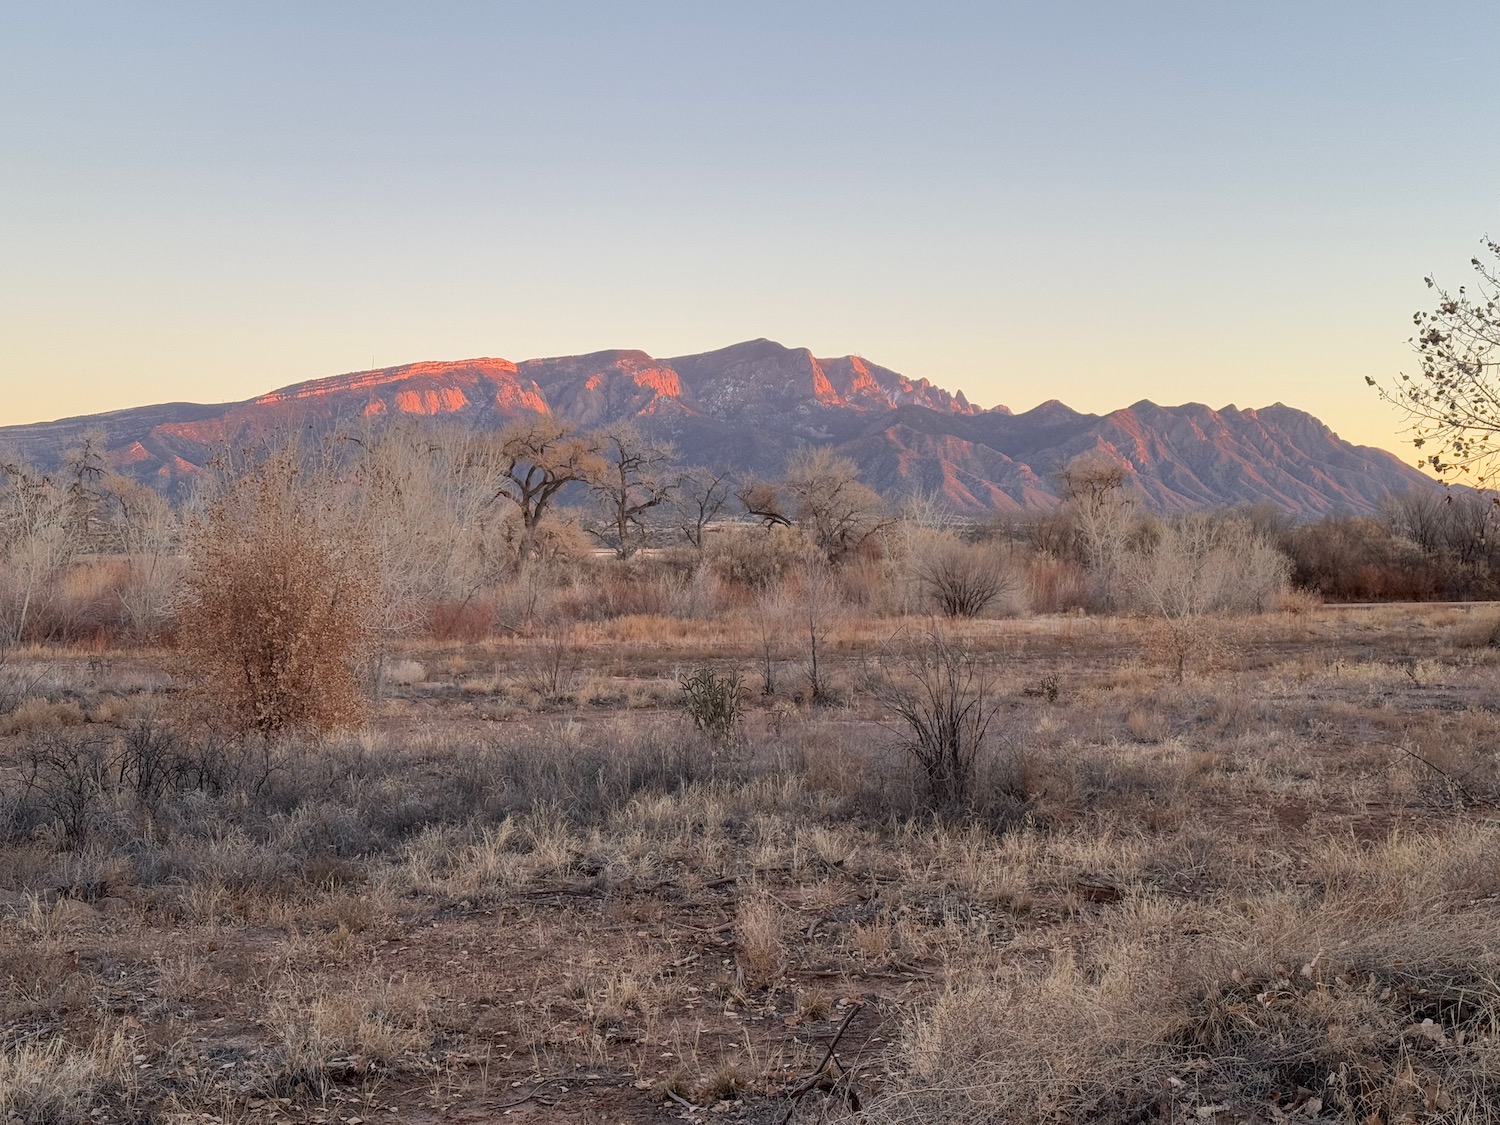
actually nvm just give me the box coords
[3,3,1498,462]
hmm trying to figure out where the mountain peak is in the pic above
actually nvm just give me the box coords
[0,342,1432,516]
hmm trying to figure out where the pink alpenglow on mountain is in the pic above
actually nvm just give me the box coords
[0,339,1432,515]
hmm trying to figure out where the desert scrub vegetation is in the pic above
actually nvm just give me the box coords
[176,446,377,736]
[869,830,1500,1124]
[874,629,1006,815]
[2,605,1499,1121]
[678,665,744,752]
[10,430,1500,1120]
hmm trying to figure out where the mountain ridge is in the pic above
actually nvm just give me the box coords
[0,339,1432,517]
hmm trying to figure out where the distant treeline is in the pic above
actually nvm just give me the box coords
[0,420,1493,649]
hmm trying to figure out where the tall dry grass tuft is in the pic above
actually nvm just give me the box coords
[736,892,787,986]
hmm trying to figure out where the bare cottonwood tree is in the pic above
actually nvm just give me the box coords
[480,417,604,559]
[738,448,890,562]
[673,465,735,549]
[588,423,674,559]
[737,478,794,530]
[1382,487,1449,554]
[0,459,78,643]
[1059,451,1136,606]
[785,448,891,561]
[1439,491,1500,568]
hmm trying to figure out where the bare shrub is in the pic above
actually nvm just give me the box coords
[515,625,581,703]
[19,731,113,845]
[0,696,85,737]
[1272,585,1322,615]
[382,659,426,688]
[1140,617,1224,684]
[477,722,703,825]
[1122,514,1290,618]
[488,562,553,634]
[665,561,724,619]
[751,585,794,694]
[176,447,377,737]
[0,459,80,644]
[706,524,816,590]
[876,631,1000,812]
[426,595,496,641]
[1027,553,1094,613]
[0,640,43,717]
[582,564,676,618]
[1119,515,1290,680]
[921,540,1013,617]
[115,719,194,813]
[104,474,181,640]
[798,563,845,704]
[882,493,965,614]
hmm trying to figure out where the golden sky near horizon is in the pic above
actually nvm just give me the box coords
[3,4,1498,469]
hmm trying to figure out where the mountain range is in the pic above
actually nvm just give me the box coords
[0,339,1433,517]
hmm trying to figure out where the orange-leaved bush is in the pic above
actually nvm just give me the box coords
[176,449,377,736]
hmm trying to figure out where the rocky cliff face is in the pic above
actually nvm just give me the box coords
[0,339,1431,515]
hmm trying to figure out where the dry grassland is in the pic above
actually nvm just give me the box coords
[4,604,1500,1123]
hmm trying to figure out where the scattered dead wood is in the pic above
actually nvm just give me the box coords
[1073,874,1124,903]
[777,1000,865,1124]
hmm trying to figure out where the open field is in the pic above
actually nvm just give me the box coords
[4,603,1500,1124]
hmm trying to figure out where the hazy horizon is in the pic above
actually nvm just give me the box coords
[4,3,1499,465]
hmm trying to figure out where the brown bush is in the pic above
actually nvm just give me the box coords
[175,449,377,736]
[921,541,1015,617]
[706,525,817,590]
[426,596,497,642]
[1027,553,1094,613]
[875,630,1001,812]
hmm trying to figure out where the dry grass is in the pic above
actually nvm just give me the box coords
[0,1029,134,1124]
[0,696,87,736]
[736,892,788,985]
[1,603,1497,1121]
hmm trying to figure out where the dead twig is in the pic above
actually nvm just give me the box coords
[492,1076,565,1110]
[777,1000,864,1124]
[1379,740,1480,803]
[665,1088,702,1112]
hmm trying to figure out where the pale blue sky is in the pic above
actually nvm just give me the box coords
[2,2,1498,460]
